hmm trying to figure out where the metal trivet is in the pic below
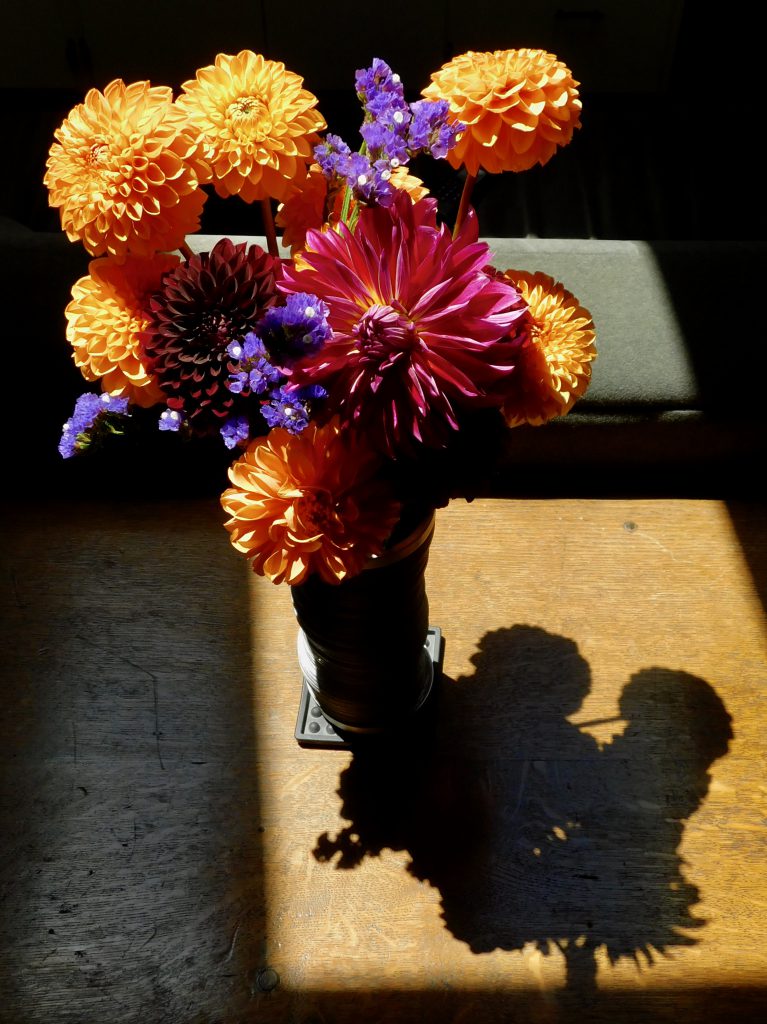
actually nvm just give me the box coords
[295,626,444,749]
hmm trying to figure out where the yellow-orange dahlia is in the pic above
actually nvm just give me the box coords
[65,253,180,407]
[177,50,326,204]
[423,49,581,175]
[44,79,210,259]
[221,419,401,585]
[499,270,596,427]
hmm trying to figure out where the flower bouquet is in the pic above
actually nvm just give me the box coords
[45,49,596,733]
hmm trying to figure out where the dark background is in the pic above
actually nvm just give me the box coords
[2,0,762,241]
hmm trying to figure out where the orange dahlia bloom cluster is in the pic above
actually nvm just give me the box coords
[423,49,581,175]
[221,419,401,585]
[499,271,596,426]
[45,79,210,259]
[65,254,179,407]
[49,48,598,590]
[177,50,326,204]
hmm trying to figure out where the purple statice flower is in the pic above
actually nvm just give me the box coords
[408,99,464,159]
[359,119,390,157]
[370,160,397,207]
[356,60,411,167]
[314,136,394,206]
[339,152,396,208]
[360,115,409,166]
[58,391,130,458]
[259,294,332,364]
[226,333,282,396]
[355,59,404,107]
[346,152,377,200]
[261,387,311,434]
[220,414,251,450]
[313,134,352,179]
[261,384,327,435]
[158,407,184,432]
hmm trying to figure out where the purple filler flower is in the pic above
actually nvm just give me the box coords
[259,294,332,363]
[355,59,405,107]
[408,99,464,159]
[220,414,251,450]
[356,59,411,167]
[159,407,184,432]
[314,136,395,205]
[226,333,282,395]
[261,384,327,435]
[261,387,311,434]
[314,134,352,178]
[360,117,409,166]
[58,391,130,458]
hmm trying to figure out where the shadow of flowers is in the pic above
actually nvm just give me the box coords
[313,625,733,998]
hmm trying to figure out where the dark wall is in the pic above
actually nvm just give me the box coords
[2,1,762,240]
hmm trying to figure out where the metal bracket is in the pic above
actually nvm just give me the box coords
[295,626,444,749]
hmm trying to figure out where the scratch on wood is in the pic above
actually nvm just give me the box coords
[10,569,24,608]
[121,655,165,771]
[77,634,166,771]
[126,818,138,863]
[509,759,530,822]
[632,530,678,562]
[225,918,242,962]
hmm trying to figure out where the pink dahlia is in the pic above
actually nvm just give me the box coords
[280,192,527,455]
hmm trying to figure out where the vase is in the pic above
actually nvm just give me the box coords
[292,507,439,737]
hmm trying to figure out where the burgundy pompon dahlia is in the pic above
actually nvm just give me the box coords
[141,238,280,432]
[280,191,528,455]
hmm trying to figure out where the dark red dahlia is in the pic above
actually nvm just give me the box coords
[141,238,280,431]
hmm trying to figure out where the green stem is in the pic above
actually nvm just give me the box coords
[340,141,367,228]
[261,198,279,258]
[340,184,354,226]
[453,172,478,239]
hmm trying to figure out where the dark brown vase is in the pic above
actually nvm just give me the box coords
[292,510,436,733]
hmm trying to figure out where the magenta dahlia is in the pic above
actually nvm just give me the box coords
[280,192,528,455]
[141,238,280,432]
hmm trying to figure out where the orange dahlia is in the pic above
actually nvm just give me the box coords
[221,419,401,585]
[65,254,179,407]
[499,271,596,427]
[276,164,330,254]
[177,50,326,204]
[391,166,429,203]
[44,79,210,259]
[422,49,581,175]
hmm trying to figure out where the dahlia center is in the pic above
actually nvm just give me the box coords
[227,95,273,141]
[294,489,334,535]
[86,140,109,166]
[530,316,551,349]
[198,311,236,348]
[354,304,419,365]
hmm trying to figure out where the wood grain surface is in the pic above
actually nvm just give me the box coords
[1,497,765,1023]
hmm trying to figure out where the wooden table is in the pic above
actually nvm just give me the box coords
[1,498,765,1023]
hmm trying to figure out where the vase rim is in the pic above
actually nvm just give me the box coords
[365,509,435,571]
